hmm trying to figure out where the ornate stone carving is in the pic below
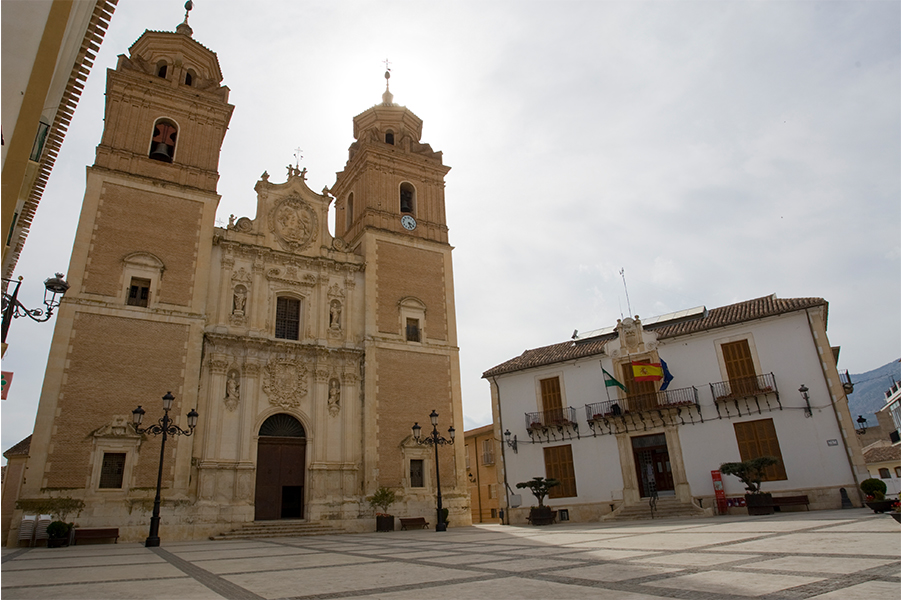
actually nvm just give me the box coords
[262,357,308,408]
[314,368,330,383]
[209,357,229,375]
[329,299,342,330]
[243,362,261,377]
[235,217,253,233]
[269,195,318,252]
[266,268,317,288]
[232,267,252,283]
[92,416,140,439]
[225,369,240,412]
[328,378,341,417]
[333,237,347,252]
[327,284,345,299]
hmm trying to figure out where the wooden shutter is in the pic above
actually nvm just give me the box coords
[722,340,758,394]
[733,418,787,480]
[540,377,563,422]
[620,362,657,411]
[544,445,577,498]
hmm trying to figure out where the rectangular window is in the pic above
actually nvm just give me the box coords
[544,445,577,498]
[620,361,658,412]
[722,339,759,395]
[879,468,891,479]
[99,453,126,489]
[540,377,564,422]
[410,459,424,488]
[275,297,301,340]
[346,194,354,230]
[481,439,494,465]
[733,418,787,481]
[127,277,151,307]
[895,466,901,478]
[405,318,420,342]
[489,483,498,499]
[30,120,50,161]
[490,508,498,519]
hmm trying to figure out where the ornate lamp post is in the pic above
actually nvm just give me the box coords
[412,410,455,532]
[131,392,198,547]
[1,273,69,345]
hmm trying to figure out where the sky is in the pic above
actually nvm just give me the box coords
[2,0,900,458]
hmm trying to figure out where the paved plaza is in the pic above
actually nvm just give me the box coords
[2,508,899,599]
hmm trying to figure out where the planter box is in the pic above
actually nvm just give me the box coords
[745,493,774,516]
[865,500,895,514]
[375,515,395,532]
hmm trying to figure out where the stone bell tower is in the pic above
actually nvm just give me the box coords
[331,71,470,523]
[13,8,233,541]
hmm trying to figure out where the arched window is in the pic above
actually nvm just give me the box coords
[149,119,177,163]
[385,131,395,145]
[275,296,301,340]
[259,414,306,437]
[156,61,168,78]
[400,182,415,214]
[346,192,354,230]
[185,69,195,86]
[879,468,891,479]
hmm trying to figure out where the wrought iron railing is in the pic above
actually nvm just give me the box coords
[709,372,777,402]
[525,407,577,430]
[584,386,699,420]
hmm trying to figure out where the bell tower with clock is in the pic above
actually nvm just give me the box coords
[331,71,468,523]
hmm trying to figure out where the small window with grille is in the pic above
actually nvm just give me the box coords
[127,277,151,307]
[410,459,424,487]
[99,453,126,489]
[406,318,420,342]
[275,297,301,340]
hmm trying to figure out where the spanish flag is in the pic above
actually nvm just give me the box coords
[632,361,664,382]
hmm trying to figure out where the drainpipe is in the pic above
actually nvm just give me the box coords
[491,376,511,525]
[474,438,483,522]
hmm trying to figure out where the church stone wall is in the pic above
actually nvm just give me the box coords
[376,348,453,487]
[82,183,203,306]
[375,241,447,340]
[44,313,190,488]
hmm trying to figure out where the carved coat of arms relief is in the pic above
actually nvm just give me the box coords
[262,357,309,409]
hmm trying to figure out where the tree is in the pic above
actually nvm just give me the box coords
[720,457,779,494]
[516,477,560,508]
[366,486,397,515]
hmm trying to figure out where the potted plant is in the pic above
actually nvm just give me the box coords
[46,521,72,548]
[516,476,560,525]
[720,456,779,516]
[860,478,895,513]
[367,486,397,532]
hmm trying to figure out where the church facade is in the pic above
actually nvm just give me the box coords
[6,17,469,544]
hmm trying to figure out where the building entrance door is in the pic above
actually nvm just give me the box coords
[255,414,307,521]
[631,434,674,498]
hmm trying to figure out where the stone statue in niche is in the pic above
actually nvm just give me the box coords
[328,378,340,416]
[329,300,342,329]
[233,285,247,315]
[225,370,240,411]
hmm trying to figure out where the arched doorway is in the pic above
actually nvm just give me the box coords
[255,414,307,520]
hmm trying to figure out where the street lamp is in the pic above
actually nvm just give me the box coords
[131,392,198,547]
[504,429,518,453]
[412,410,455,532]
[1,274,69,344]
[798,385,812,418]
[855,415,868,436]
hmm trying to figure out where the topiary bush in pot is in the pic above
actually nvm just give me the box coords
[720,457,779,515]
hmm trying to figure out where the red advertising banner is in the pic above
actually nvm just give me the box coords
[1,371,12,400]
[711,469,727,515]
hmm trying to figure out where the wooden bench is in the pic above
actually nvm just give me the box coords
[73,528,119,545]
[773,495,809,511]
[399,517,429,530]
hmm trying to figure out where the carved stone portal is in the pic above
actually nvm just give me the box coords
[262,358,309,409]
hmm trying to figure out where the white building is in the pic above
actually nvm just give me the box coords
[484,295,869,523]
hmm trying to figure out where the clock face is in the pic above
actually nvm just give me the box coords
[401,215,417,231]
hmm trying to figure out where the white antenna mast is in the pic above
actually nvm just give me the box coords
[620,268,633,317]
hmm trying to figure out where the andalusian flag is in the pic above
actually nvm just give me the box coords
[632,361,664,382]
[602,367,626,391]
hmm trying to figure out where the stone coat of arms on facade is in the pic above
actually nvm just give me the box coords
[269,196,318,253]
[262,357,309,408]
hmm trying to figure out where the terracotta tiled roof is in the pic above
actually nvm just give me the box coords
[482,338,610,378]
[3,435,31,459]
[650,295,827,339]
[864,445,901,464]
[482,295,827,378]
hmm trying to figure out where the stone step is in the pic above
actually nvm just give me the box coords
[614,497,706,521]
[210,521,344,540]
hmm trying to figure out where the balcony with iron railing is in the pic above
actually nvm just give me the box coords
[584,386,699,421]
[709,372,781,417]
[838,369,854,394]
[525,407,577,430]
